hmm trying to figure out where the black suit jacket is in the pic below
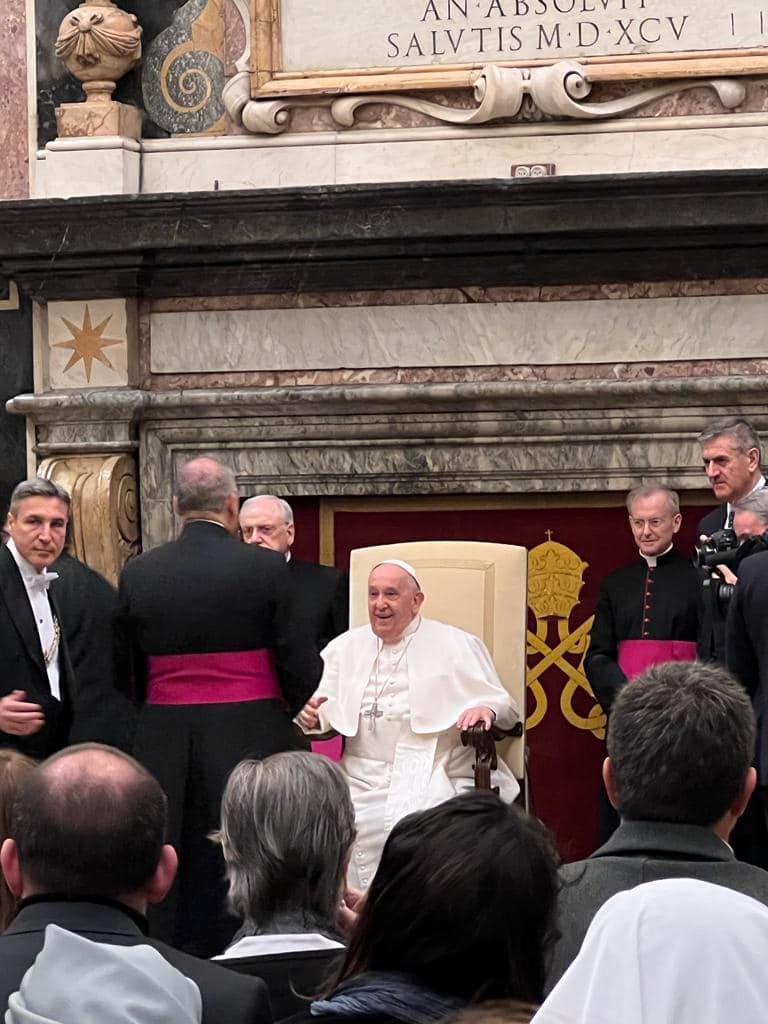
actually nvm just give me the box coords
[288,559,348,652]
[727,550,768,784]
[51,552,136,750]
[547,819,768,991]
[115,521,321,714]
[0,546,74,758]
[0,900,271,1024]
[697,505,728,539]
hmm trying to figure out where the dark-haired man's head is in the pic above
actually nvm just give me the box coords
[0,744,177,913]
[605,661,756,840]
[336,791,559,1006]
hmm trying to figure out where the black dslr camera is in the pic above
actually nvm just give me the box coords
[695,528,740,571]
[696,528,768,611]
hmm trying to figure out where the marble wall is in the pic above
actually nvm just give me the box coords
[0,0,29,199]
[149,293,768,377]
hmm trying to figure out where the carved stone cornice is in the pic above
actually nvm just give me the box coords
[225,61,746,135]
[8,376,768,422]
[4,172,768,298]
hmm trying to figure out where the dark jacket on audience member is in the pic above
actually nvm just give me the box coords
[221,947,344,1019]
[546,819,768,992]
[0,899,272,1024]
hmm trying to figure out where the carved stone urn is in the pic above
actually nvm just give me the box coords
[54,0,143,137]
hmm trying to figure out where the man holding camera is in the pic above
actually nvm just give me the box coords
[697,417,765,662]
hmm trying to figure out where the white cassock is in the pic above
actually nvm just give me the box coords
[310,615,520,889]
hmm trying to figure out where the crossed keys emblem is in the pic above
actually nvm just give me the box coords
[525,533,607,740]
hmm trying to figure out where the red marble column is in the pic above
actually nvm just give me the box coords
[0,0,29,199]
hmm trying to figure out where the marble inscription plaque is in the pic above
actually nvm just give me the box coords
[280,0,768,71]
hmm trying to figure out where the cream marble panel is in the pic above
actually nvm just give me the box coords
[141,142,336,194]
[150,294,768,374]
[334,123,768,183]
[136,119,768,196]
[47,299,130,390]
[36,140,140,199]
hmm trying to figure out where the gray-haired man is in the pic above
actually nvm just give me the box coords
[0,479,73,758]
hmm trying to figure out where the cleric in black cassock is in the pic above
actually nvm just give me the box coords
[586,486,700,717]
[585,486,699,842]
[115,458,321,958]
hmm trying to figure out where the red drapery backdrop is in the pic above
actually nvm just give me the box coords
[289,496,706,861]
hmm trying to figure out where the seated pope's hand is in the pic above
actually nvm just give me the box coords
[457,705,495,731]
[0,690,45,736]
[296,695,327,731]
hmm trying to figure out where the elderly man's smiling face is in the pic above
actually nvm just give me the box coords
[367,564,424,644]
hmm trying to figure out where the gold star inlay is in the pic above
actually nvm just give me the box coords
[53,305,124,382]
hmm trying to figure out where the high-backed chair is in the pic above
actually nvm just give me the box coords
[349,540,527,784]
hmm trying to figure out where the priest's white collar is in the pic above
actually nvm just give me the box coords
[639,544,673,568]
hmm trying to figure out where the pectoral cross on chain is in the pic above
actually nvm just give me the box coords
[363,701,383,732]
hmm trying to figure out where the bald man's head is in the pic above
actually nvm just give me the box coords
[173,457,239,533]
[9,744,167,900]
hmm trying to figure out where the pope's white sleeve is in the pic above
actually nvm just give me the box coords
[465,634,521,730]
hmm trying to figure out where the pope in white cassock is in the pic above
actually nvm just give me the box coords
[297,559,520,889]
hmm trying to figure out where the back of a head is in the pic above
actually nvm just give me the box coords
[732,488,768,527]
[533,878,768,1024]
[0,752,36,930]
[336,792,559,1005]
[607,661,754,826]
[174,457,237,517]
[217,751,355,933]
[11,745,167,899]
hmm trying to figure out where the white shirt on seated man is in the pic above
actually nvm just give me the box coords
[297,559,520,889]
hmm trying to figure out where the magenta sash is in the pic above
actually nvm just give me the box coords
[147,649,281,705]
[617,639,698,681]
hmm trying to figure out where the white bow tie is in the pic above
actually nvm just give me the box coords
[28,572,59,592]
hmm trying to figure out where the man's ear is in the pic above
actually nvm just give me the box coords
[733,766,757,819]
[602,757,620,811]
[144,844,178,906]
[1,838,23,899]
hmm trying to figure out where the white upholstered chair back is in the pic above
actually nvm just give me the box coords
[349,540,527,779]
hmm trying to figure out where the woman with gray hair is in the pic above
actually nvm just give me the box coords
[213,750,356,1016]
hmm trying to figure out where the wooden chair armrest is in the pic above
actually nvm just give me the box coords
[460,720,523,790]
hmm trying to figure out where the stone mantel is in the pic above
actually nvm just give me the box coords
[8,375,768,423]
[4,170,768,298]
[6,375,764,546]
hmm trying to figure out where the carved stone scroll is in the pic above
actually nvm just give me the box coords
[225,60,747,135]
[39,453,140,585]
